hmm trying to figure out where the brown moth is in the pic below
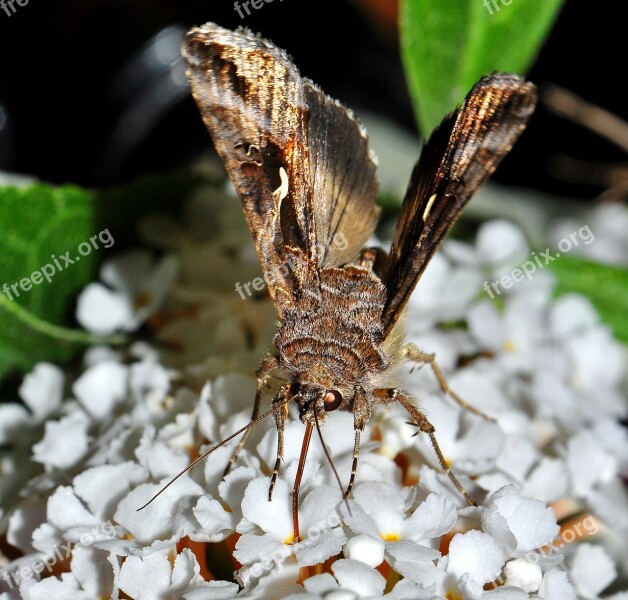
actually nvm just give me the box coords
[140,23,537,540]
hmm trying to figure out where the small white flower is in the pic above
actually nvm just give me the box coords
[343,481,453,579]
[406,252,483,333]
[22,573,92,600]
[303,559,386,598]
[235,477,345,569]
[446,219,530,273]
[448,529,505,584]
[114,475,204,546]
[569,543,617,599]
[0,362,65,446]
[408,391,505,478]
[481,485,559,555]
[503,557,543,593]
[32,410,91,470]
[550,204,627,266]
[467,297,546,375]
[343,534,385,568]
[413,529,506,598]
[19,363,64,423]
[256,412,359,494]
[72,360,128,420]
[118,548,202,599]
[192,466,257,542]
[76,250,178,334]
[566,429,618,498]
[68,546,115,598]
[537,568,577,600]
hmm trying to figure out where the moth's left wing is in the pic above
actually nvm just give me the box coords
[183,23,316,315]
[183,23,382,314]
[382,74,537,335]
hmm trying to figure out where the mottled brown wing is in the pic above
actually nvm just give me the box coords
[303,82,380,266]
[183,23,315,314]
[382,74,537,335]
[182,23,381,316]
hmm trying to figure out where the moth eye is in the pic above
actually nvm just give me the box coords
[323,390,343,412]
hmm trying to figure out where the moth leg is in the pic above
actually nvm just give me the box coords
[224,355,280,477]
[269,384,290,501]
[380,388,477,506]
[402,343,495,422]
[345,385,372,497]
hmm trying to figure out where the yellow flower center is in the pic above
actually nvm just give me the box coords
[502,340,517,353]
[381,533,399,542]
[282,533,295,545]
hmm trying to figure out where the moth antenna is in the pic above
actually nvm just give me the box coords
[137,401,289,512]
[313,410,352,517]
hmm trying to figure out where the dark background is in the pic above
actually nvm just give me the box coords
[0,0,623,199]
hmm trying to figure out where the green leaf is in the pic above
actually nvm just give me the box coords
[400,0,565,134]
[0,184,121,377]
[549,256,628,344]
[0,173,206,379]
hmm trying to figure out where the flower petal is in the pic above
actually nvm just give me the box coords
[296,527,346,567]
[332,559,386,597]
[170,548,202,597]
[503,557,542,593]
[404,493,457,542]
[32,411,91,470]
[481,485,559,554]
[240,477,293,541]
[72,361,128,420]
[118,552,172,599]
[19,363,64,423]
[72,462,147,520]
[193,495,236,542]
[570,543,616,598]
[343,534,385,568]
[47,486,102,530]
[76,283,134,335]
[537,568,577,600]
[70,546,115,598]
[447,530,505,585]
[114,477,204,545]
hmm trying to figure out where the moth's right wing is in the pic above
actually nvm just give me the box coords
[382,74,537,335]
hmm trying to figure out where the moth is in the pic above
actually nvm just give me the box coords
[140,23,537,540]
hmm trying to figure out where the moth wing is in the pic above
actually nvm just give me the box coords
[183,23,316,314]
[304,82,380,266]
[382,74,537,335]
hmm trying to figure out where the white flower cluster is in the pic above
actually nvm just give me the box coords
[1,187,626,600]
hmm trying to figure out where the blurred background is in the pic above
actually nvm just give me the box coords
[0,0,624,199]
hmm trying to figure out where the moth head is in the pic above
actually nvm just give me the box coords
[294,382,346,425]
